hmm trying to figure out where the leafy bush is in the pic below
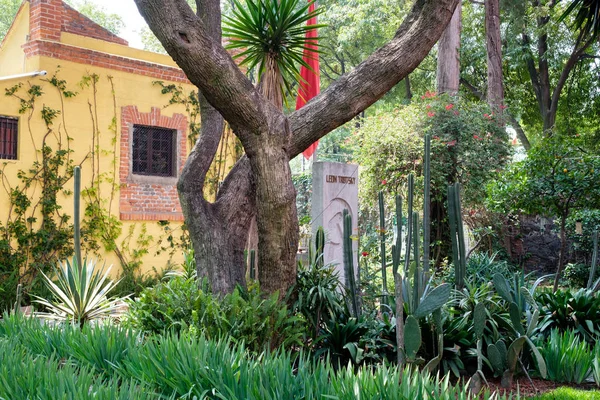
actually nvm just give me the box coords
[192,284,305,353]
[536,288,600,343]
[563,262,595,288]
[356,94,511,208]
[126,277,305,353]
[566,209,600,261]
[125,275,200,334]
[539,329,593,384]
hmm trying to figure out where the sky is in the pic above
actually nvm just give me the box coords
[89,0,147,49]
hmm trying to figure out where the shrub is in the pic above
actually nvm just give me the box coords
[192,284,305,353]
[536,288,600,343]
[124,275,199,334]
[539,329,593,384]
[566,209,600,261]
[563,262,595,288]
[125,277,305,353]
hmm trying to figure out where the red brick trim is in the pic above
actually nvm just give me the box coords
[119,106,188,221]
[62,4,128,46]
[29,0,63,41]
[22,40,190,83]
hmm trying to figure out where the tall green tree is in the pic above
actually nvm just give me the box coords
[461,0,599,147]
[66,0,125,35]
[0,0,21,41]
[487,134,600,291]
[134,0,461,295]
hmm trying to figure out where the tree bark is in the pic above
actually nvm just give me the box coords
[437,0,461,95]
[176,0,251,293]
[523,1,595,134]
[485,0,504,114]
[135,0,461,294]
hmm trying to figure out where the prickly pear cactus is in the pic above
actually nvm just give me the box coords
[473,302,486,340]
[413,283,451,319]
[404,315,421,361]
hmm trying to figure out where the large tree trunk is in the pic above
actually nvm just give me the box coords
[523,1,596,134]
[437,0,461,95]
[485,0,504,114]
[178,0,250,293]
[250,121,299,294]
[136,0,461,295]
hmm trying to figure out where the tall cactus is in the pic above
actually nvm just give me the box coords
[378,191,388,307]
[308,226,325,269]
[412,212,420,312]
[587,230,598,289]
[73,166,82,272]
[392,195,404,367]
[315,226,325,269]
[448,183,466,290]
[343,209,359,317]
[423,135,431,273]
[404,174,414,274]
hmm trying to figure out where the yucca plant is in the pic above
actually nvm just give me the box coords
[34,258,123,327]
[540,329,594,384]
[223,0,324,109]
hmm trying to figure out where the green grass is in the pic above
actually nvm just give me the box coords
[0,313,518,400]
[529,387,600,399]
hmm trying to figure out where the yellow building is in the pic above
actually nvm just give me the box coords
[0,0,237,279]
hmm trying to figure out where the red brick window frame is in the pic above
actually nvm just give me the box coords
[119,106,187,222]
[0,115,18,160]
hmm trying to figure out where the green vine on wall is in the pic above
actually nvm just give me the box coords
[0,72,86,309]
[0,71,197,308]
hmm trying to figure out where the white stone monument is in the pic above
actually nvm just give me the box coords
[311,162,359,284]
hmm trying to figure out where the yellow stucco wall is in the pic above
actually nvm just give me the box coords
[0,9,240,279]
[0,2,30,76]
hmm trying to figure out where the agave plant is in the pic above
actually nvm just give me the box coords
[34,257,123,327]
[223,0,324,109]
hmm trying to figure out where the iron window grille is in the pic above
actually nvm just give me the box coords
[132,125,176,177]
[0,116,18,160]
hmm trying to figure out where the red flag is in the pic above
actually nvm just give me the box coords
[296,0,320,159]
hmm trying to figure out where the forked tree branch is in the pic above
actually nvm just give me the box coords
[179,0,225,196]
[288,0,460,157]
[134,0,460,157]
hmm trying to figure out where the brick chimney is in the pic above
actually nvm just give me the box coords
[29,0,64,42]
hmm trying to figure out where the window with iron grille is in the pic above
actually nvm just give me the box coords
[132,125,176,177]
[0,116,18,160]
